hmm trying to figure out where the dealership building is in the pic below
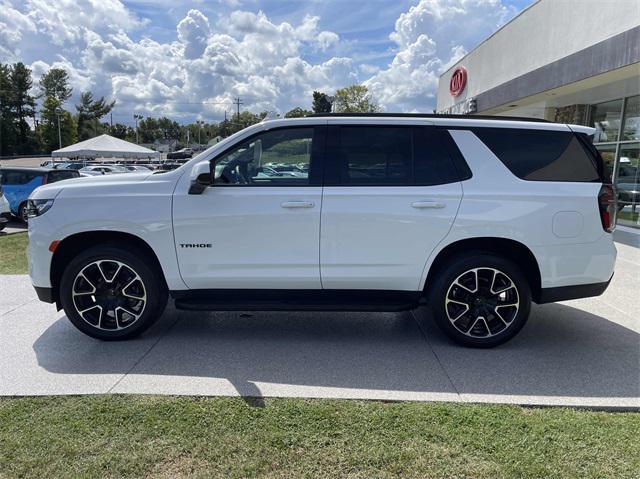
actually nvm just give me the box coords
[437,0,640,228]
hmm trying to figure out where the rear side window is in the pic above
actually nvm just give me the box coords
[414,128,471,185]
[0,170,42,185]
[337,126,412,184]
[472,128,600,182]
[326,126,465,186]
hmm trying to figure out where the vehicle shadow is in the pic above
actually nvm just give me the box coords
[32,301,640,401]
[415,302,640,400]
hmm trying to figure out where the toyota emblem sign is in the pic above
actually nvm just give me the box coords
[449,67,467,97]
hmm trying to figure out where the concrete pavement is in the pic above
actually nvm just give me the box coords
[1,233,638,409]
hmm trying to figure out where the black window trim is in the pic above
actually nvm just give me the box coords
[323,124,470,187]
[210,125,325,187]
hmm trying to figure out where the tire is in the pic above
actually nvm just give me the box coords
[18,202,29,224]
[428,252,531,348]
[59,244,168,340]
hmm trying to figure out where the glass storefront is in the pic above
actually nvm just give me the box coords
[591,95,640,228]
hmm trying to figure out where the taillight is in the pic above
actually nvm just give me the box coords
[598,184,616,233]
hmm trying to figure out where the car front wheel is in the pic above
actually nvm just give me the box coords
[429,252,531,348]
[60,244,167,340]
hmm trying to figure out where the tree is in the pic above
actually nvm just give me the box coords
[0,63,16,156]
[39,96,76,152]
[76,91,115,140]
[137,116,181,144]
[312,91,332,113]
[333,84,380,113]
[9,63,37,154]
[285,107,312,118]
[38,68,72,104]
[109,123,135,141]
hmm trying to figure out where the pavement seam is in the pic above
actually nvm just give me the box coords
[409,309,461,397]
[0,298,37,317]
[106,313,184,394]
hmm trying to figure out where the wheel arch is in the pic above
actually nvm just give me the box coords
[50,230,168,306]
[423,237,542,303]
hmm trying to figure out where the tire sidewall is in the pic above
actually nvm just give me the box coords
[429,252,532,348]
[60,245,165,340]
[18,202,28,224]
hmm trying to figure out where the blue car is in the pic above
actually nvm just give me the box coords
[0,167,80,222]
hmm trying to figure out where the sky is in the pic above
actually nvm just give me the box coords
[0,0,534,124]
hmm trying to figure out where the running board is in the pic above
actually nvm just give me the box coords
[172,289,422,312]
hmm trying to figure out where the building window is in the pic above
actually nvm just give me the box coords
[591,95,640,228]
[621,95,639,141]
[590,99,623,143]
[616,142,639,226]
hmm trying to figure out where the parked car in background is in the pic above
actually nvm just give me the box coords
[0,167,80,222]
[616,161,640,212]
[166,148,193,160]
[27,114,616,347]
[0,176,10,231]
[124,165,152,172]
[79,165,130,176]
[53,162,86,170]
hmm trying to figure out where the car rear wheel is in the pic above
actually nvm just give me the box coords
[428,252,531,348]
[60,244,168,340]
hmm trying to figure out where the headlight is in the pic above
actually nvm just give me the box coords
[26,199,55,218]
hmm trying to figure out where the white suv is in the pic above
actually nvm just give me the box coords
[27,114,617,347]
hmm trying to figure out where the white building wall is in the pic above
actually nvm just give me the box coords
[437,0,640,111]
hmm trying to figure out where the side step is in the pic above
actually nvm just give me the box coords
[172,289,422,312]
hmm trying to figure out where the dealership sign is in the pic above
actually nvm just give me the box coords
[439,97,477,115]
[449,67,467,97]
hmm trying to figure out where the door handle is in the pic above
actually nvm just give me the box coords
[411,201,446,209]
[281,201,315,208]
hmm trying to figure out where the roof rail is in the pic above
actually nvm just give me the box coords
[308,112,550,123]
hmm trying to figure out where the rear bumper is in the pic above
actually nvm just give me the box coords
[537,275,613,304]
[34,286,55,303]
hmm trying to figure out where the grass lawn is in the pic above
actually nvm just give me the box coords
[0,232,28,274]
[0,396,637,478]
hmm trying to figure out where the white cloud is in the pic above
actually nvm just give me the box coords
[25,0,144,46]
[367,0,516,112]
[177,9,211,59]
[0,2,36,59]
[1,0,520,120]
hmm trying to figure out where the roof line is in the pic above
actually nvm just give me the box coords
[309,112,550,123]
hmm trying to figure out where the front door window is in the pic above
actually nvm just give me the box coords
[214,128,313,186]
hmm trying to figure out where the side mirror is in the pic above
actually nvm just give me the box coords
[188,160,213,195]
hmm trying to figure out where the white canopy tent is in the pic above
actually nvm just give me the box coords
[52,134,160,160]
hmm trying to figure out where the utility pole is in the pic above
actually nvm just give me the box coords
[234,97,242,123]
[133,114,142,144]
[223,111,228,137]
[110,112,113,130]
[197,120,203,145]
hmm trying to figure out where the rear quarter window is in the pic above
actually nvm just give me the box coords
[472,128,601,182]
